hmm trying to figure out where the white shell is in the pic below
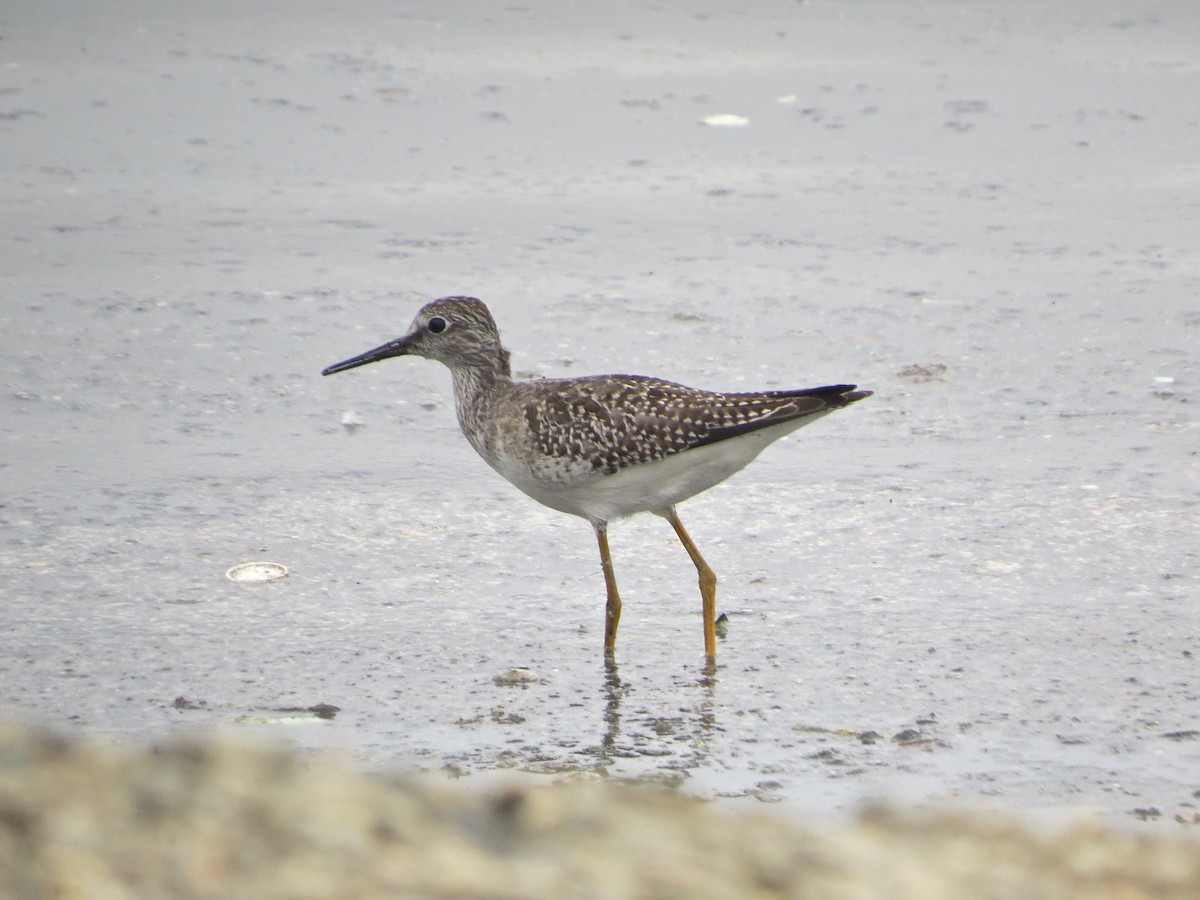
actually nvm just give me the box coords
[225,562,288,583]
[701,113,749,127]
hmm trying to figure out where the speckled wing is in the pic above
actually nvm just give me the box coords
[523,375,866,476]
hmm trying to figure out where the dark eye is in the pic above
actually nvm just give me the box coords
[427,316,447,334]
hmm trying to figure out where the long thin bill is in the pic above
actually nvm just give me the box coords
[321,335,413,376]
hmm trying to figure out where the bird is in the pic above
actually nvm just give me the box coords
[322,296,870,663]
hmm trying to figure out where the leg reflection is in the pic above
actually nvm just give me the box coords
[600,656,627,761]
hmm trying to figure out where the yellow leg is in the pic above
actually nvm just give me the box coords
[594,522,622,655]
[665,508,718,661]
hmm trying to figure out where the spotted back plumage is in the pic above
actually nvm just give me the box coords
[521,375,863,476]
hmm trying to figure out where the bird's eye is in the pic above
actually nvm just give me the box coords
[427,316,447,334]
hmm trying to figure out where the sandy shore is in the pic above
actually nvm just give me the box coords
[3,720,1200,899]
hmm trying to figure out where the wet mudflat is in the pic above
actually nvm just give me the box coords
[2,0,1198,832]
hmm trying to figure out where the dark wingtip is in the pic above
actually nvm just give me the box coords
[789,384,872,407]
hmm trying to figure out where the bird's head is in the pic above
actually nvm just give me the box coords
[322,296,511,377]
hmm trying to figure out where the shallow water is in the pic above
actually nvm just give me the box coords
[2,0,1198,827]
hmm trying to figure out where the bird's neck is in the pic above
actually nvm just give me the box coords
[448,347,513,411]
[449,352,514,462]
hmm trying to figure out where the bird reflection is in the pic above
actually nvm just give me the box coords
[590,656,719,781]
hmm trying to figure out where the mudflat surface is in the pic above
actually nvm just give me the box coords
[2,1,1198,828]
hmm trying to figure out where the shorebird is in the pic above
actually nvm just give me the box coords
[322,296,869,662]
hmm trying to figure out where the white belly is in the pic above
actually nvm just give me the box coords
[490,413,828,524]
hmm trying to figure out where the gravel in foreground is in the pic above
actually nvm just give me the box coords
[2,721,1198,899]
